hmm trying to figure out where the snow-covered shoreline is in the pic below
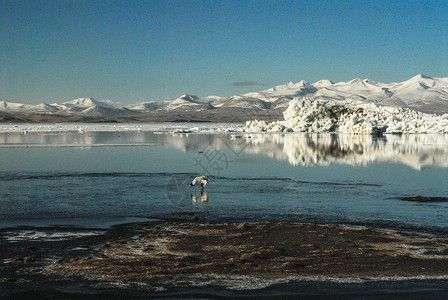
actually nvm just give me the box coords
[246,98,448,135]
[0,122,245,134]
[2,109,448,136]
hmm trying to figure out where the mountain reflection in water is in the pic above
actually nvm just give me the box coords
[240,133,448,169]
[166,133,448,170]
[1,131,448,170]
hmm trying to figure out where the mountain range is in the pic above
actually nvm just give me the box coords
[1,74,447,123]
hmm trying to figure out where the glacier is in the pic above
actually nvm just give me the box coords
[245,98,448,135]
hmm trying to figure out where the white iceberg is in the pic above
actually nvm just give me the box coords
[246,98,448,135]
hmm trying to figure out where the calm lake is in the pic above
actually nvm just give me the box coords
[1,125,448,231]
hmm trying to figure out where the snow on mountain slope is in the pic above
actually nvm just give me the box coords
[202,95,225,102]
[77,105,136,117]
[243,80,318,101]
[1,75,448,120]
[0,101,59,114]
[0,101,32,113]
[380,75,448,112]
[270,96,292,110]
[327,78,390,99]
[300,75,448,114]
[165,94,212,111]
[62,98,115,108]
[312,88,368,101]
[312,79,334,89]
[213,95,269,109]
[125,101,170,112]
[51,98,123,116]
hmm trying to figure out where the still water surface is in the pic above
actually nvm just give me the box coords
[1,129,448,231]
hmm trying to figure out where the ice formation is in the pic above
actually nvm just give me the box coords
[245,98,448,135]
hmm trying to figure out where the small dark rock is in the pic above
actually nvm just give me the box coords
[399,196,448,202]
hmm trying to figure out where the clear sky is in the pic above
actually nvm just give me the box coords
[1,0,447,105]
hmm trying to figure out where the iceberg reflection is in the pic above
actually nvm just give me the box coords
[242,133,448,170]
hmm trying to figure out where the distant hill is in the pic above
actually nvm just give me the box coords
[1,74,448,123]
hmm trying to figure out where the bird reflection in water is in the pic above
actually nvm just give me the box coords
[191,189,209,204]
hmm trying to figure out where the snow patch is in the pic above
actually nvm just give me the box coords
[3,230,104,242]
[62,98,115,108]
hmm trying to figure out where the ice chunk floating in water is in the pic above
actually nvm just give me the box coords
[246,98,448,134]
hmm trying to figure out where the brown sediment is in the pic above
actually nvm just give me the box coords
[44,222,448,290]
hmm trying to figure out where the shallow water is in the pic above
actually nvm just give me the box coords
[1,126,448,232]
[2,125,448,297]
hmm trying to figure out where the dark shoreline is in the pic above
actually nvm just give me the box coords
[0,110,284,124]
[2,220,448,298]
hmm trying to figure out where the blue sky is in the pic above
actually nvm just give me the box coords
[1,0,447,104]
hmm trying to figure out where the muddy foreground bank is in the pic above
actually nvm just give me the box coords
[2,221,448,298]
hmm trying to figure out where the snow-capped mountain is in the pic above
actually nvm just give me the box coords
[242,80,318,101]
[61,98,115,109]
[164,94,213,111]
[1,75,448,122]
[213,95,269,109]
[309,75,448,113]
[231,74,448,114]
[0,101,60,114]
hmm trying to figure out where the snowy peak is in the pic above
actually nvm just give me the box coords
[169,94,201,107]
[62,98,115,108]
[267,80,311,92]
[338,78,379,90]
[412,74,431,80]
[312,79,334,89]
[394,75,433,92]
[166,94,213,111]
[397,74,441,90]
[173,94,200,103]
[362,78,377,84]
[248,80,317,100]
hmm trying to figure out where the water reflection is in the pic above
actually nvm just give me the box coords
[165,133,448,170]
[191,190,209,204]
[0,131,163,146]
[2,130,448,230]
[166,133,448,170]
[2,131,448,170]
[242,133,448,170]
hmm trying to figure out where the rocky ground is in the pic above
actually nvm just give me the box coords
[2,221,448,298]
